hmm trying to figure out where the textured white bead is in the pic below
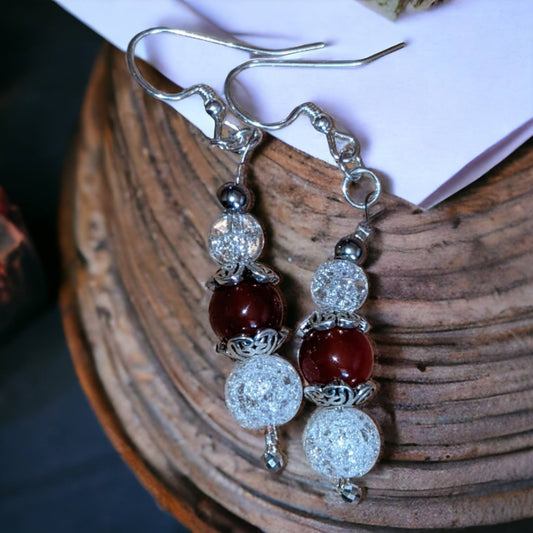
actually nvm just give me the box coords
[302,407,381,479]
[208,212,264,266]
[225,355,303,430]
[311,259,368,311]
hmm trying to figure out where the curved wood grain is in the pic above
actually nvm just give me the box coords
[60,45,533,531]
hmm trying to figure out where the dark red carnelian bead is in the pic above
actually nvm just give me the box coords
[298,327,374,387]
[209,280,285,340]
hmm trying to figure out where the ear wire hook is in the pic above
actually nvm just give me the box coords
[127,27,326,104]
[224,42,406,131]
[127,27,327,184]
[223,42,406,211]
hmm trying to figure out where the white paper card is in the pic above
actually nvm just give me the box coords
[55,0,533,208]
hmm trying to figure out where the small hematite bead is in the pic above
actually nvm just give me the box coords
[208,212,264,266]
[334,235,366,264]
[225,355,303,430]
[302,407,381,479]
[217,182,253,213]
[311,259,368,312]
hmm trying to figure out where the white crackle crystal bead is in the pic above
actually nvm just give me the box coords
[302,407,381,479]
[225,355,303,430]
[208,212,264,266]
[311,259,368,311]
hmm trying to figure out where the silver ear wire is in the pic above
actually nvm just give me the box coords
[126,27,326,151]
[224,42,406,131]
[126,27,315,470]
[127,27,326,103]
[223,42,406,211]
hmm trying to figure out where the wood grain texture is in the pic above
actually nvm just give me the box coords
[60,45,533,531]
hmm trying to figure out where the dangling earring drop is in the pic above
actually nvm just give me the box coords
[297,202,380,503]
[206,132,303,472]
[127,28,326,471]
[225,41,405,499]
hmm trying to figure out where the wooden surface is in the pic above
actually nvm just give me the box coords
[59,45,533,532]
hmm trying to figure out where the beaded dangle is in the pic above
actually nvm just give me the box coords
[206,136,303,472]
[126,27,321,471]
[296,211,380,503]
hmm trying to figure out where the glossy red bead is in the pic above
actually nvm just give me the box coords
[209,280,285,340]
[298,327,374,387]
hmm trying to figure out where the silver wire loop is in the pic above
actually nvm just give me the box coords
[224,42,406,210]
[342,168,382,210]
[234,127,264,184]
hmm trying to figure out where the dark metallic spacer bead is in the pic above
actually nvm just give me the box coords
[217,182,254,212]
[334,235,367,265]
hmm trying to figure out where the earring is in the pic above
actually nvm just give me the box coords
[206,127,304,474]
[296,198,380,504]
[127,28,326,471]
[225,42,406,500]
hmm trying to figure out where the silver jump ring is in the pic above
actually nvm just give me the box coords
[341,168,381,210]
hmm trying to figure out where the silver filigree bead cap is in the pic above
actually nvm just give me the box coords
[302,407,381,479]
[311,259,368,312]
[208,212,264,266]
[225,355,303,430]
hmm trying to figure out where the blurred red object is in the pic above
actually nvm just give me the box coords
[0,187,46,337]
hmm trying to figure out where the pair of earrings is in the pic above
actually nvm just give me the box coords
[128,28,405,503]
